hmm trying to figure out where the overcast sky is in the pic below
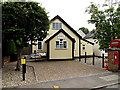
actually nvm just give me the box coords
[3,0,106,31]
[31,0,105,31]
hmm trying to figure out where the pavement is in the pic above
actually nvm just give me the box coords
[15,71,119,88]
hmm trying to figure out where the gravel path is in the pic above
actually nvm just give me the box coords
[2,62,37,88]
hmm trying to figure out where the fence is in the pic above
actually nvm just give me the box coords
[79,52,107,68]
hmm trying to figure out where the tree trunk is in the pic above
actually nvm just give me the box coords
[15,48,22,71]
[31,40,32,53]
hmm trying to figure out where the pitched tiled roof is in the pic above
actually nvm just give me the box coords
[84,32,95,39]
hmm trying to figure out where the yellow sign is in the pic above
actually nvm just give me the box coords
[21,59,26,64]
[53,85,60,88]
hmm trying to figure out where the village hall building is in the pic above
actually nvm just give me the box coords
[32,15,94,60]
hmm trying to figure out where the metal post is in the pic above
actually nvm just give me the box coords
[93,52,94,65]
[102,53,104,68]
[85,52,86,63]
[22,64,25,81]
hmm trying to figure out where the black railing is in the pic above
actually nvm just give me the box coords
[82,52,105,68]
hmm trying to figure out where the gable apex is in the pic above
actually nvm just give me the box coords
[45,29,75,43]
[51,15,82,39]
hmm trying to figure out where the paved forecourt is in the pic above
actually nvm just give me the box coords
[27,60,110,82]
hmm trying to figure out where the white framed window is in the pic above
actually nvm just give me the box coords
[38,41,42,50]
[73,38,76,50]
[82,45,86,50]
[52,22,62,29]
[55,41,67,49]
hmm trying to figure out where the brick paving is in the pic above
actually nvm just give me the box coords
[78,57,106,68]
[27,60,110,83]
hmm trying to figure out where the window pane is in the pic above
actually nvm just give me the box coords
[56,41,59,48]
[63,41,67,48]
[52,22,62,29]
[56,23,58,29]
[82,45,85,50]
[59,23,62,29]
[53,23,55,29]
[56,41,67,49]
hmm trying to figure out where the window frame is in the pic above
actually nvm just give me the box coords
[52,22,62,29]
[37,41,43,50]
[82,44,86,50]
[55,41,67,49]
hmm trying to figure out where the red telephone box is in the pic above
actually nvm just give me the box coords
[110,39,120,48]
[108,39,120,71]
[110,39,120,62]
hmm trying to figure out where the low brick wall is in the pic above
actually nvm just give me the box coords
[3,56,10,66]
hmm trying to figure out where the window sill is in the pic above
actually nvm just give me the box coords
[52,28,61,30]
[37,49,43,51]
[55,48,67,50]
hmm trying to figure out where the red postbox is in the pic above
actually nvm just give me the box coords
[108,39,120,71]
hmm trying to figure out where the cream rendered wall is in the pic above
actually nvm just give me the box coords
[48,19,80,57]
[81,40,93,55]
[86,38,101,56]
[32,18,93,57]
[32,39,47,53]
[49,32,73,59]
[86,38,108,57]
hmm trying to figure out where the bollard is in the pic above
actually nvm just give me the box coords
[21,57,26,81]
[93,52,95,65]
[102,54,104,68]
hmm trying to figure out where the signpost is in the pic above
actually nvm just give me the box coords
[21,57,26,81]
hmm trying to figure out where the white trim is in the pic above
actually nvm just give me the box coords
[37,41,43,50]
[55,41,67,49]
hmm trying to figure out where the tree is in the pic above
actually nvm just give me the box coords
[2,2,49,70]
[79,27,89,34]
[85,0,120,50]
[2,39,17,57]
[90,29,96,34]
